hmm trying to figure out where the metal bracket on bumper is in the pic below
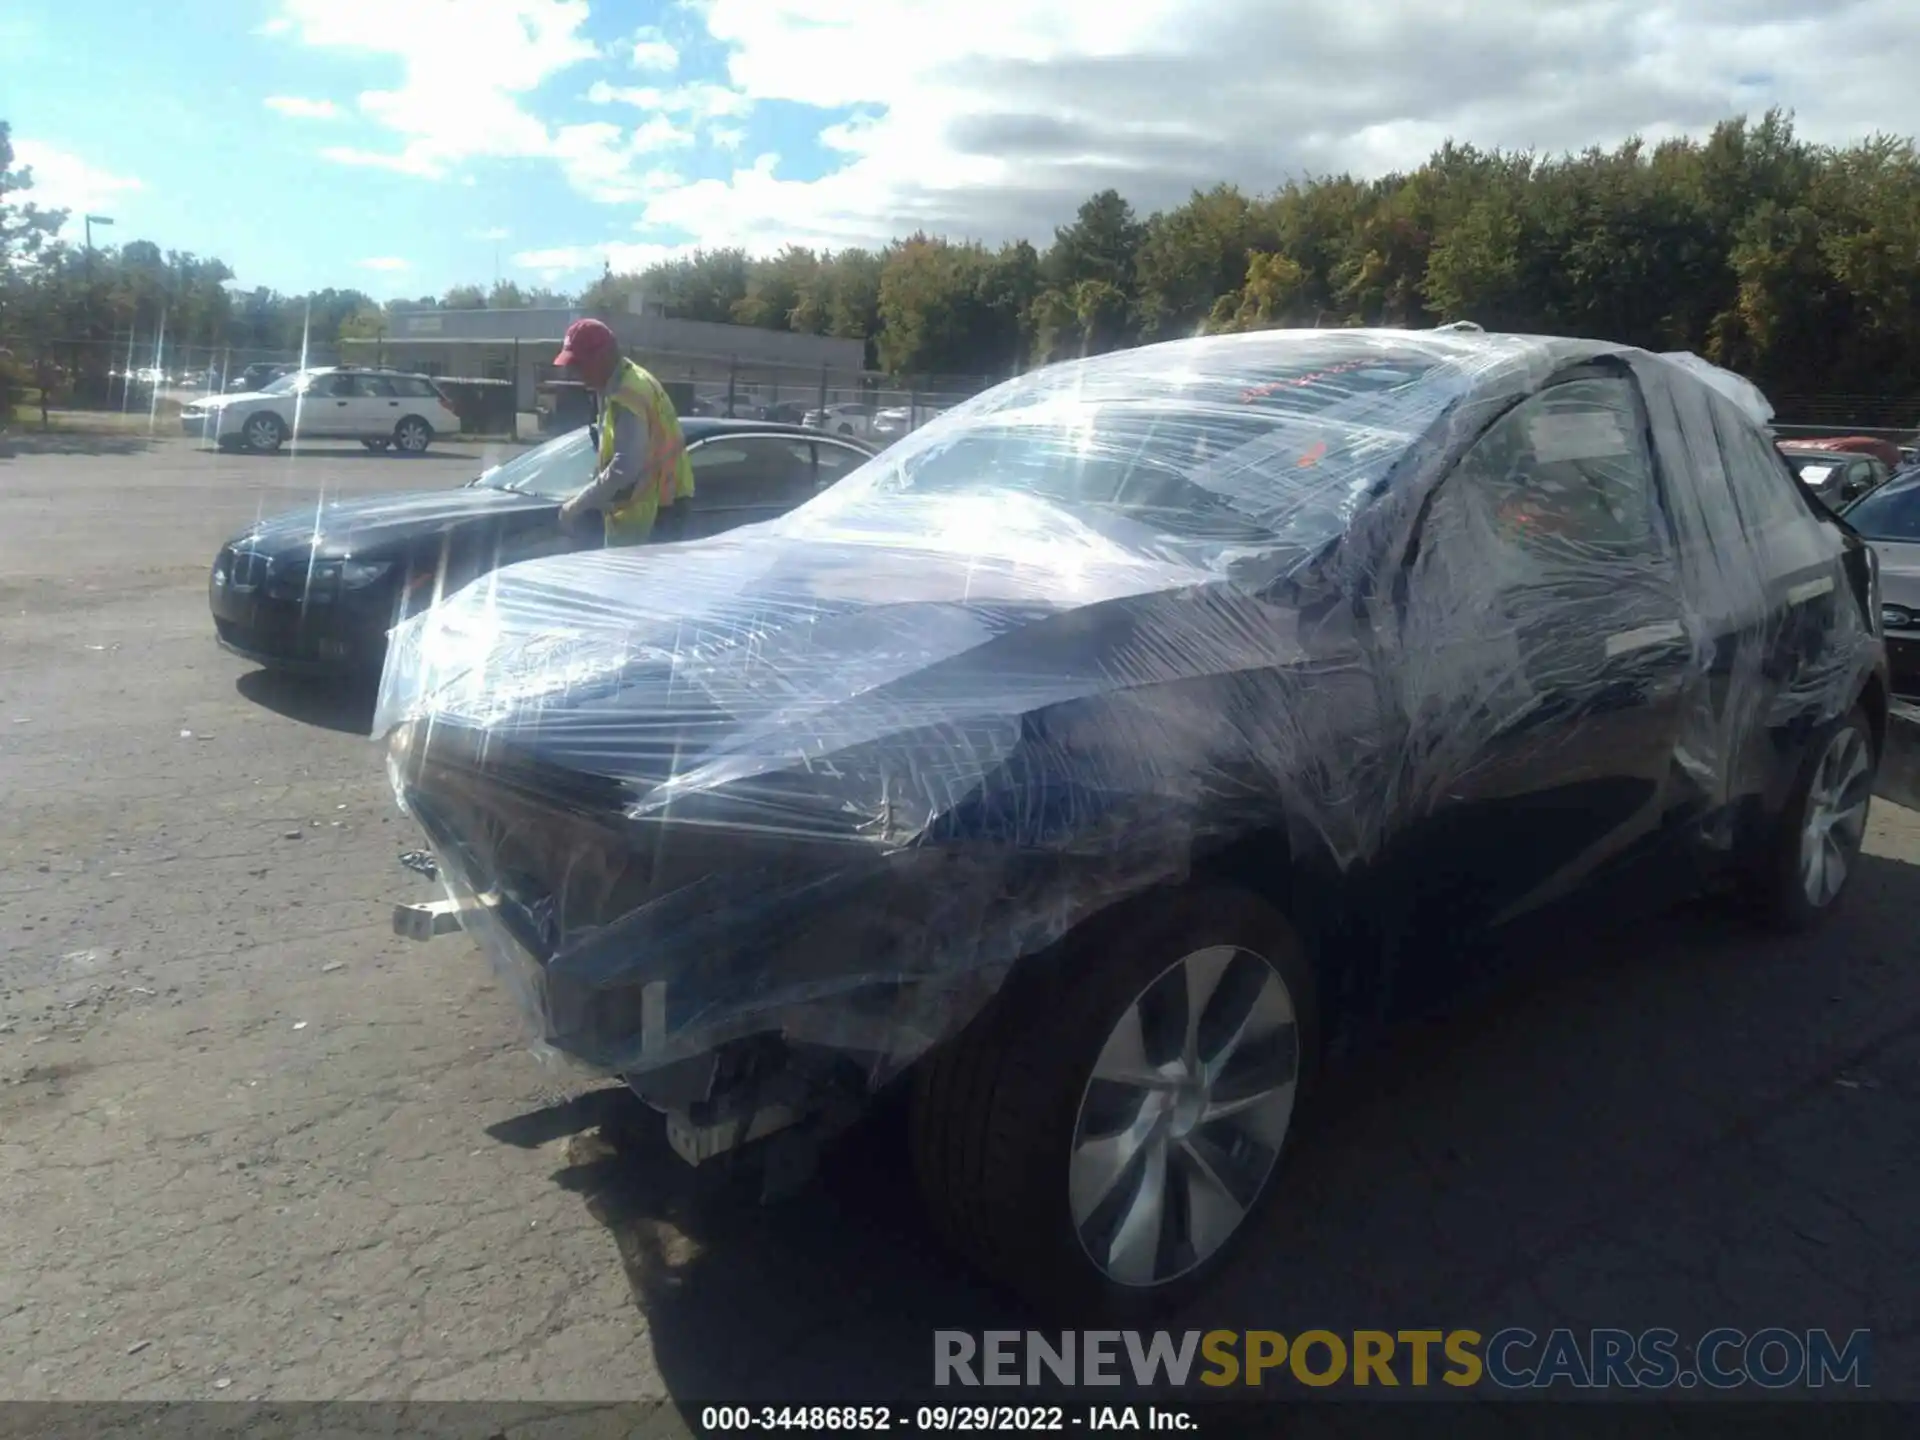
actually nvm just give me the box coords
[393,897,465,941]
[664,1103,804,1166]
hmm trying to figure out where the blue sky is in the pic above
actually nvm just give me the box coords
[5,0,1912,301]
[3,0,877,297]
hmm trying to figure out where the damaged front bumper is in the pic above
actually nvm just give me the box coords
[388,849,908,1176]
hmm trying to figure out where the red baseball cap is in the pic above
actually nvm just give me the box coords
[554,317,615,367]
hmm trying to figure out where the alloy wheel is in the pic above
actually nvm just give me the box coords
[397,420,430,452]
[1799,725,1872,908]
[1069,944,1299,1288]
[246,415,279,450]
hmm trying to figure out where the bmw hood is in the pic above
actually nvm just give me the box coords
[373,491,1306,816]
[229,486,559,559]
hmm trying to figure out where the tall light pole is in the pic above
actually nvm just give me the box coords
[83,214,114,391]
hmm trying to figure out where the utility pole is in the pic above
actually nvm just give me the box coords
[84,214,114,394]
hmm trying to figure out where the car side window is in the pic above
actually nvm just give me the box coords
[1422,376,1663,592]
[813,441,868,486]
[394,376,436,398]
[354,375,397,398]
[1708,396,1809,531]
[316,373,356,397]
[688,438,818,511]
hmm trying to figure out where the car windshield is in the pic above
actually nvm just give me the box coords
[472,427,595,500]
[258,371,308,395]
[808,343,1459,559]
[1841,480,1920,540]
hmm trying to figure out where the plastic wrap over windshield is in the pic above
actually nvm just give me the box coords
[371,328,1880,1086]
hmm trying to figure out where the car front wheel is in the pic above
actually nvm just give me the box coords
[910,885,1315,1320]
[394,417,434,454]
[1747,703,1877,932]
[243,413,285,453]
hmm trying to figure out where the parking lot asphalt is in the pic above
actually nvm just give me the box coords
[2,434,1917,1408]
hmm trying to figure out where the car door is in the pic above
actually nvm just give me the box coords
[300,372,357,436]
[682,435,824,540]
[811,437,871,493]
[1385,368,1695,952]
[1705,394,1863,729]
[351,373,402,436]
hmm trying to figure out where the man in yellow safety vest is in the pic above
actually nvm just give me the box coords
[552,317,696,546]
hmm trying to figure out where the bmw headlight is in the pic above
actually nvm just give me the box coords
[1883,604,1914,632]
[274,558,392,600]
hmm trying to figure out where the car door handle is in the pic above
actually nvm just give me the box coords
[1604,621,1684,657]
[388,401,399,407]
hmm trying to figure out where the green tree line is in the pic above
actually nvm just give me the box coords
[583,110,1920,400]
[8,111,1920,407]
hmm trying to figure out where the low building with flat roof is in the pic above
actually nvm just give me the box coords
[340,301,871,414]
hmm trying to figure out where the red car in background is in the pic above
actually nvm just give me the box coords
[1777,436,1898,509]
[1778,434,1903,467]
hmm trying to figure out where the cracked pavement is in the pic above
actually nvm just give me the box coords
[2,436,1916,1407]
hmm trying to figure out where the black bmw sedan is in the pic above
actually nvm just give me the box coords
[209,419,876,679]
[377,329,1888,1317]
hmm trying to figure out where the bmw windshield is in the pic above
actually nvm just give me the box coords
[471,427,595,500]
[812,345,1459,559]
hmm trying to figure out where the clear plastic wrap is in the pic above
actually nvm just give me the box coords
[373,329,1883,1098]
[1657,351,1775,431]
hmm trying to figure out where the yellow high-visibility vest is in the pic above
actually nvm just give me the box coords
[598,357,694,545]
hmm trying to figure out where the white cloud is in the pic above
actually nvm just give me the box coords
[358,257,411,270]
[606,0,1920,257]
[8,140,146,226]
[320,145,442,177]
[629,25,680,71]
[710,125,747,150]
[550,123,688,202]
[511,241,697,281]
[264,95,342,119]
[265,0,599,179]
[586,80,754,119]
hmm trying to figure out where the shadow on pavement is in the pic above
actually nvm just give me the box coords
[0,430,157,459]
[235,667,377,736]
[516,844,1920,1409]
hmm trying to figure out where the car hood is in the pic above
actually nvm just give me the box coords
[375,491,1312,820]
[229,485,559,558]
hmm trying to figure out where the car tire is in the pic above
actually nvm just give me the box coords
[909,884,1317,1321]
[394,417,434,455]
[243,413,286,454]
[1743,702,1877,933]
[836,423,855,436]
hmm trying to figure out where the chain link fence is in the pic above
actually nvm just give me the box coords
[2,329,1001,451]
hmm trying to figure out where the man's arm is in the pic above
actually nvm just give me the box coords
[560,403,647,519]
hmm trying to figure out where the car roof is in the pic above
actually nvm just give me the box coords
[294,364,434,379]
[680,416,875,447]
